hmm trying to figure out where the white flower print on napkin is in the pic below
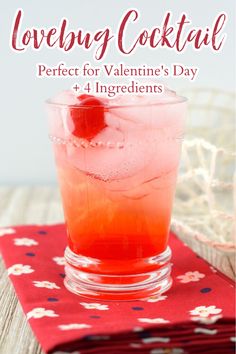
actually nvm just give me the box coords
[27,307,59,319]
[8,264,34,275]
[0,228,15,237]
[142,336,170,343]
[129,343,142,348]
[14,238,38,246]
[190,305,222,318]
[80,302,109,310]
[33,281,60,289]
[194,328,218,335]
[191,314,222,324]
[177,271,205,283]
[58,323,91,330]
[138,318,169,324]
[144,295,167,303]
[53,257,66,266]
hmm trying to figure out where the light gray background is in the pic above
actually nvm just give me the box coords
[0,0,235,184]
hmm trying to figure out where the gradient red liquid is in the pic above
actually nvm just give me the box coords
[54,141,178,276]
[48,92,186,299]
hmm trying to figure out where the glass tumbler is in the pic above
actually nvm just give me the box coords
[46,93,187,300]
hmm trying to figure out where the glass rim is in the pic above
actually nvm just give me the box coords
[45,95,187,110]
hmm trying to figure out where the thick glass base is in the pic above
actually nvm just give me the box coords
[64,246,172,301]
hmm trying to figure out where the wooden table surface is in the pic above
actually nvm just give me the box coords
[0,186,234,354]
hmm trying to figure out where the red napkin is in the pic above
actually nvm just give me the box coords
[0,224,235,354]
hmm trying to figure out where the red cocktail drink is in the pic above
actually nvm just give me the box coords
[47,91,187,300]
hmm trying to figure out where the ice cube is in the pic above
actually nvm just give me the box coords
[66,127,156,181]
[105,111,136,132]
[103,128,182,192]
[49,90,186,189]
[110,101,186,132]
